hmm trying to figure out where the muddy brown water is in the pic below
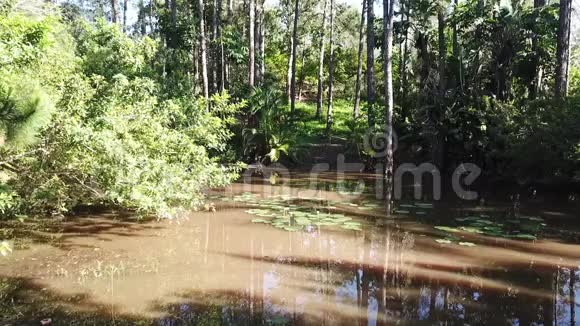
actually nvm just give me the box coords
[0,173,579,325]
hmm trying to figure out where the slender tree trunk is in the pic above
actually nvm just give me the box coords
[259,9,266,83]
[571,269,576,325]
[366,0,376,127]
[194,40,200,95]
[111,0,119,23]
[451,0,464,93]
[555,0,572,97]
[438,9,446,93]
[139,0,147,35]
[217,0,224,92]
[290,0,299,114]
[353,0,366,119]
[224,0,233,90]
[326,0,335,133]
[122,0,128,32]
[211,0,219,92]
[401,0,409,119]
[398,0,405,97]
[149,0,155,35]
[255,0,265,84]
[167,0,177,47]
[286,35,293,101]
[316,0,329,119]
[199,0,210,106]
[249,0,256,87]
[431,7,446,171]
[255,0,261,83]
[383,0,395,215]
[529,0,546,98]
[298,49,306,100]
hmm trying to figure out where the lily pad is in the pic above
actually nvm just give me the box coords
[341,225,363,231]
[511,234,537,240]
[434,226,460,233]
[251,218,271,224]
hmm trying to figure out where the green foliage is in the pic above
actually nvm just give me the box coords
[0,73,54,148]
[76,19,157,80]
[0,14,51,67]
[0,185,18,217]
[0,14,243,218]
[570,66,580,96]
[242,87,292,163]
[0,0,16,15]
[507,98,580,178]
[11,75,242,217]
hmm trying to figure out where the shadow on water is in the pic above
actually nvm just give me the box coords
[0,172,579,325]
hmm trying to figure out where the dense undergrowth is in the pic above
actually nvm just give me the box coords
[0,0,579,222]
[0,8,243,219]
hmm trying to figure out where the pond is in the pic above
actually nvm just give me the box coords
[0,172,579,325]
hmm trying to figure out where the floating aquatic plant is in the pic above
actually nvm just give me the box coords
[232,193,365,232]
[436,214,545,242]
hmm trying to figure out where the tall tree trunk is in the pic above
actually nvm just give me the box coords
[138,0,147,35]
[193,40,200,95]
[383,0,395,215]
[211,0,219,92]
[199,0,210,106]
[431,7,446,171]
[168,0,177,47]
[248,0,256,87]
[290,0,299,114]
[530,0,546,98]
[217,0,224,92]
[259,7,265,83]
[417,32,430,91]
[286,35,293,102]
[149,0,155,35]
[438,9,446,93]
[451,0,461,91]
[366,0,376,127]
[111,0,119,23]
[122,0,128,32]
[259,7,266,83]
[353,0,366,119]
[316,0,329,119]
[555,0,572,97]
[571,268,576,325]
[298,49,306,100]
[326,0,335,133]
[224,0,233,90]
[400,0,409,119]
[255,0,265,84]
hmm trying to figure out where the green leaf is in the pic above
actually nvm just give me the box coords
[434,226,460,233]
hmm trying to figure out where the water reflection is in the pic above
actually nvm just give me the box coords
[1,174,579,325]
[150,212,579,325]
